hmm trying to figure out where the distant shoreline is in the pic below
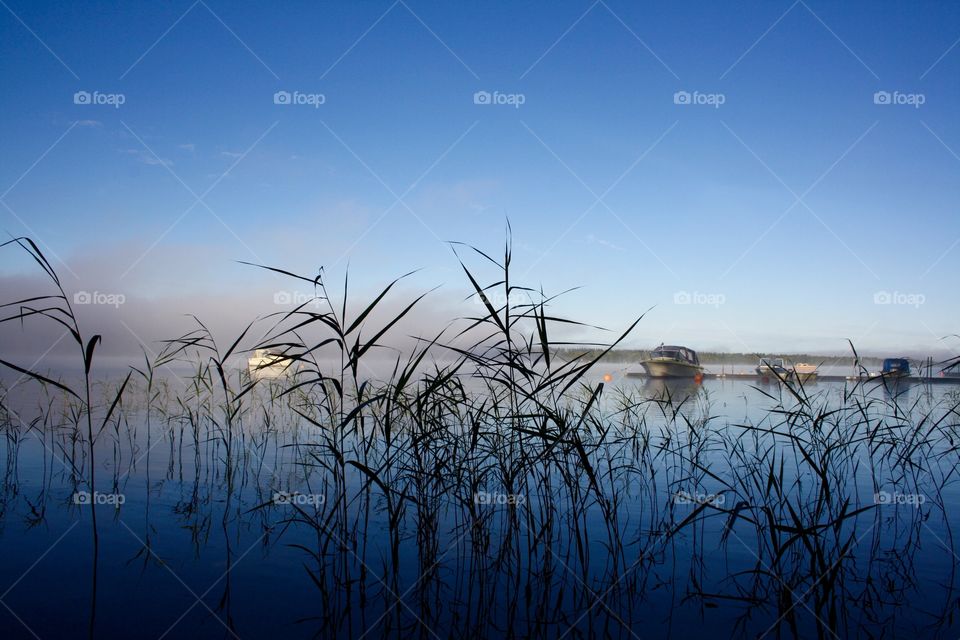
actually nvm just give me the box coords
[552,348,921,367]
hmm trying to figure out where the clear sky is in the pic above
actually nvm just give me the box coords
[1,0,958,358]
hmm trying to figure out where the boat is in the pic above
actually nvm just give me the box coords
[247,349,292,379]
[640,344,704,378]
[941,361,960,379]
[792,363,818,382]
[756,358,789,378]
[879,357,911,379]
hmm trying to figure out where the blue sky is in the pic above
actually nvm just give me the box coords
[1,0,959,357]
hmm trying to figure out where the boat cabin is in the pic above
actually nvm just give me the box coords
[651,345,700,365]
[881,358,911,376]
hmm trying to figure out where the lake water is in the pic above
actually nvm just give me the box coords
[1,370,958,639]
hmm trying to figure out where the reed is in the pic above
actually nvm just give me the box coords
[2,234,959,638]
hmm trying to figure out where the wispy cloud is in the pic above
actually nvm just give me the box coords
[121,149,173,167]
[413,179,499,216]
[586,233,624,252]
[178,143,196,152]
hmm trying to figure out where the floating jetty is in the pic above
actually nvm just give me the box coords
[625,371,960,384]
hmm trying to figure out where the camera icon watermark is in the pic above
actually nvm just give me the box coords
[273,290,322,307]
[673,290,725,308]
[273,90,325,108]
[873,90,925,108]
[673,90,725,108]
[473,290,531,307]
[673,490,725,507]
[73,490,125,506]
[874,491,925,507]
[73,90,126,109]
[873,290,925,308]
[73,291,126,308]
[474,491,525,506]
[272,491,324,506]
[473,90,525,109]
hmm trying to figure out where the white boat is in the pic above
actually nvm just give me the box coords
[792,362,818,382]
[640,345,704,378]
[247,349,292,379]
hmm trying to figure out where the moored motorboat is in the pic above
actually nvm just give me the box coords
[640,344,704,378]
[756,358,789,378]
[877,357,911,379]
[792,362,818,382]
[941,361,960,379]
[247,349,292,379]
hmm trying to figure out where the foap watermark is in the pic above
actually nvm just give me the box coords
[673,90,725,108]
[473,90,525,108]
[73,490,125,506]
[74,291,125,308]
[673,490,725,507]
[474,491,525,506]
[473,290,532,307]
[874,491,925,507]
[673,291,725,308]
[273,491,325,506]
[73,90,125,108]
[273,90,326,108]
[273,290,322,307]
[873,290,925,308]
[873,90,925,108]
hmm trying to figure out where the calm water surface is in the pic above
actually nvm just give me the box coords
[1,370,958,639]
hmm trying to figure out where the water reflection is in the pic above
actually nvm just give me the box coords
[641,376,703,401]
[1,376,959,639]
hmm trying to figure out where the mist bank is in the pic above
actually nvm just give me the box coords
[1,238,957,373]
[555,348,960,367]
